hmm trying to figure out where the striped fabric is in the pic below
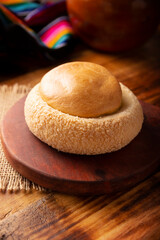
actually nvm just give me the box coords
[39,17,73,49]
[0,0,25,4]
[0,3,34,32]
[0,0,74,56]
[1,0,40,17]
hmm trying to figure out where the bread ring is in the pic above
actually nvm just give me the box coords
[24,83,143,155]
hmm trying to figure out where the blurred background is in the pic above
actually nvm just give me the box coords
[0,0,160,80]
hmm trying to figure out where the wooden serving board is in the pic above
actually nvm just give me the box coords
[1,97,160,195]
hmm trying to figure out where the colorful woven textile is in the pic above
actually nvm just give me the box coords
[0,0,74,60]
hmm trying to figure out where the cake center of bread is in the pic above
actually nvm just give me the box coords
[39,62,122,118]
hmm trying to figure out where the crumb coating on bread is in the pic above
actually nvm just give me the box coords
[24,83,143,155]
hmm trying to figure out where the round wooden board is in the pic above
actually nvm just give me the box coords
[1,97,160,195]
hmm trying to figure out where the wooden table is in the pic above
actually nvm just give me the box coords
[0,26,160,239]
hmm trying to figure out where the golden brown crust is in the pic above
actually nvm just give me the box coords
[39,62,122,118]
[24,83,143,155]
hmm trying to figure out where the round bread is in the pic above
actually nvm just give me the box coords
[24,83,143,155]
[39,62,122,117]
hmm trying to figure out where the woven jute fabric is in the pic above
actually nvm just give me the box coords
[0,85,44,192]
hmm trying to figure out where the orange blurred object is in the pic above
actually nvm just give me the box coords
[67,0,160,52]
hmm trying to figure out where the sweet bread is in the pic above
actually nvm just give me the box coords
[24,62,143,155]
[39,62,122,117]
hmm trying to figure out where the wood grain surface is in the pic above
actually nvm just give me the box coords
[0,172,160,240]
[0,25,160,239]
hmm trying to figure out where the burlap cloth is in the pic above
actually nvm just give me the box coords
[0,85,44,192]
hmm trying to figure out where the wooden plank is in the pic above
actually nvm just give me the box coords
[0,191,47,221]
[1,97,160,195]
[0,172,159,240]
